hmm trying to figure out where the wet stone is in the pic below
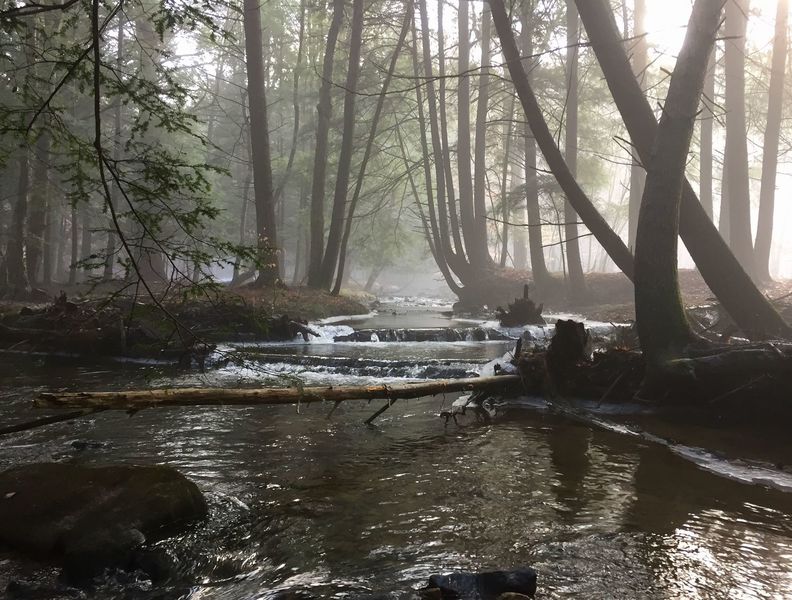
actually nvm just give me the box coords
[0,463,207,582]
[425,568,537,599]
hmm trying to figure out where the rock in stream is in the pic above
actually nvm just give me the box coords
[0,462,207,582]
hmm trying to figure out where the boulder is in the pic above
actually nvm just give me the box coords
[0,463,207,581]
[425,568,537,599]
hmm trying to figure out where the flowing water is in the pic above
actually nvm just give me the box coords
[1,298,791,599]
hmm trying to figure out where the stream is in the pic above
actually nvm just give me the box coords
[1,297,791,599]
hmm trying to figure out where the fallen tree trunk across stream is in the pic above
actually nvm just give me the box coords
[36,375,522,411]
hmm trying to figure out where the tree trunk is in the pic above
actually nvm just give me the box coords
[103,14,125,282]
[564,1,586,297]
[273,0,306,206]
[5,147,30,295]
[499,96,515,268]
[628,0,647,249]
[26,129,49,284]
[415,1,466,292]
[37,374,521,410]
[511,143,528,270]
[331,1,413,295]
[754,0,788,282]
[457,0,478,263]
[723,0,755,278]
[471,4,493,268]
[635,0,721,365]
[518,3,551,288]
[79,200,92,281]
[243,0,279,285]
[490,0,635,279]
[307,0,344,287]
[68,203,78,285]
[437,0,466,264]
[575,0,791,339]
[42,188,59,285]
[319,0,365,289]
[699,47,715,219]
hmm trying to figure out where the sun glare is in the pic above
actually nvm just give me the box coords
[645,0,781,58]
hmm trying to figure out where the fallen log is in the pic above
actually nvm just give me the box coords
[36,375,522,410]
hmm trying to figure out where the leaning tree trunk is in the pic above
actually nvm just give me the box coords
[242,0,279,285]
[490,0,635,280]
[307,0,344,287]
[574,0,791,339]
[635,0,721,366]
[564,1,586,298]
[723,0,755,279]
[754,0,789,282]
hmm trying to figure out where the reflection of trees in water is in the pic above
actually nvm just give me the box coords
[546,419,640,528]
[627,442,792,597]
[548,422,591,518]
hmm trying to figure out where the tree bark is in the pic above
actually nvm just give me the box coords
[243,0,279,285]
[723,0,755,278]
[457,0,478,263]
[416,1,466,291]
[103,13,125,282]
[37,374,522,410]
[564,1,586,297]
[319,0,365,289]
[26,128,49,284]
[635,0,721,365]
[628,0,647,249]
[472,4,493,267]
[490,0,635,279]
[5,147,30,294]
[754,0,788,282]
[307,0,344,287]
[700,47,715,219]
[575,0,791,339]
[499,96,515,268]
[331,1,414,295]
[436,0,466,264]
[518,3,551,288]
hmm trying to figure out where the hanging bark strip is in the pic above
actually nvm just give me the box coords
[36,375,522,410]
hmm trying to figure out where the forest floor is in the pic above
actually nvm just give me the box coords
[542,268,792,324]
[0,284,369,359]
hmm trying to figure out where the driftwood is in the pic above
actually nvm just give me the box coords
[36,375,522,410]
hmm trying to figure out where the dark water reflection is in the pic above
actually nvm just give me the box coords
[1,355,792,599]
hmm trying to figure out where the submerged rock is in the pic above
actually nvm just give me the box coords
[0,463,207,581]
[424,568,537,599]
